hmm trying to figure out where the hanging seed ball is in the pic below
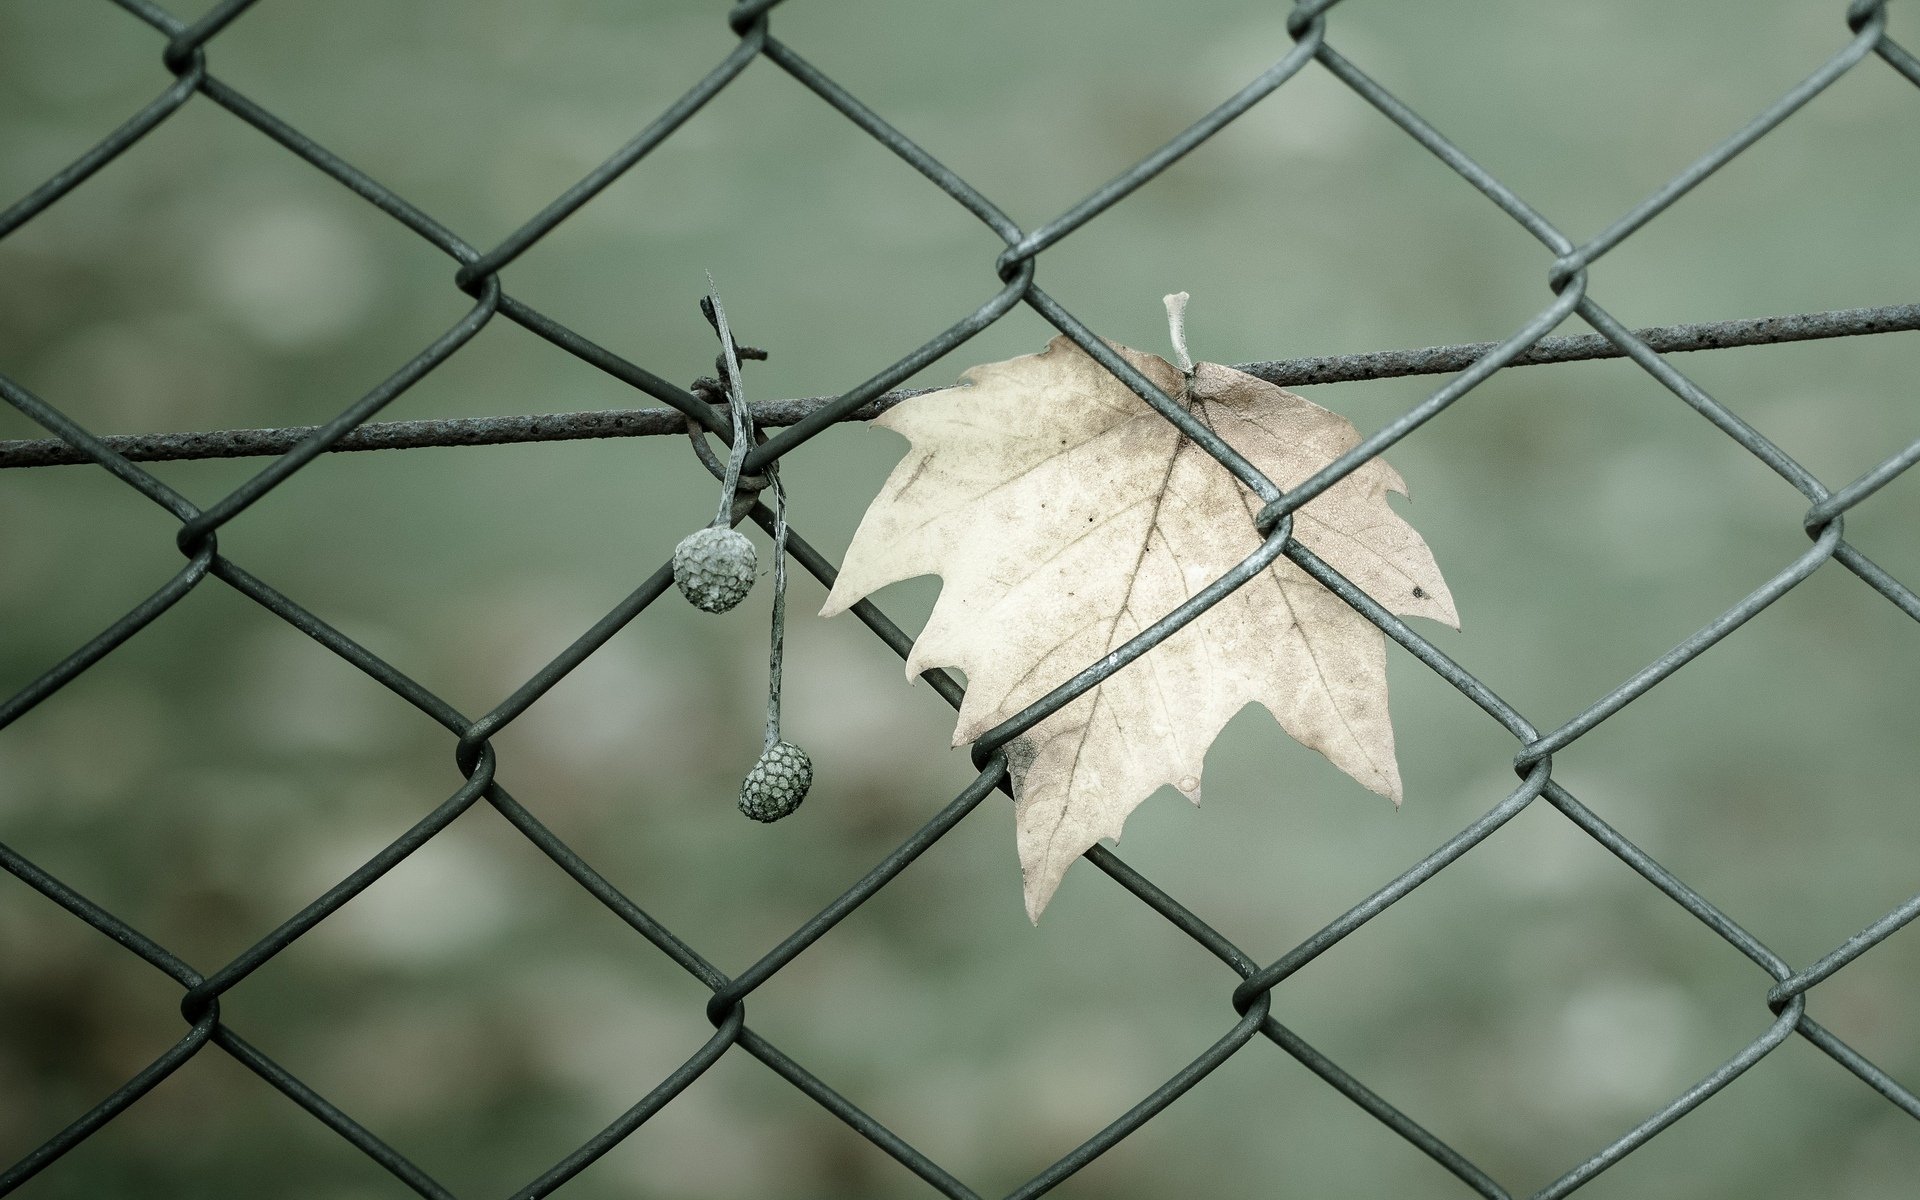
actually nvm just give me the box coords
[740,740,812,822]
[673,526,756,613]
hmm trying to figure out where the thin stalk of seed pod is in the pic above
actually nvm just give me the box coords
[705,276,752,528]
[764,471,789,755]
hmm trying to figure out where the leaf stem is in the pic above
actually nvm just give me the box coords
[1163,291,1195,375]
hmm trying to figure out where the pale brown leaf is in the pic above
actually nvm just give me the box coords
[822,330,1456,920]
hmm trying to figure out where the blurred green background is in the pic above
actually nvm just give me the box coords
[4,2,1920,1197]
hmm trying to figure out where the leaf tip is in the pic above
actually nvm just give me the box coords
[1021,865,1063,924]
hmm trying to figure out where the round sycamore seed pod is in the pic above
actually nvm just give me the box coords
[673,526,756,613]
[740,740,812,822]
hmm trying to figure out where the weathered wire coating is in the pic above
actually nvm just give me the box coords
[1,301,1911,472]
[3,2,1918,1197]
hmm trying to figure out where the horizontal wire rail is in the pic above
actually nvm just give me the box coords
[1,300,1914,470]
[3,1,1919,1198]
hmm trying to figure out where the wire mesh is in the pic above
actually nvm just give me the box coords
[3,1,1919,1196]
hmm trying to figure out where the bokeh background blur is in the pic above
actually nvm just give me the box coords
[4,2,1920,1197]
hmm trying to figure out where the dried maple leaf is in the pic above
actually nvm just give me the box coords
[822,314,1457,920]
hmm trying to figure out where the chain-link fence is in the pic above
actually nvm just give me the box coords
[3,1,1919,1196]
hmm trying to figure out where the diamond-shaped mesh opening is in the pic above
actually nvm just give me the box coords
[3,2,1918,1197]
[0,468,187,679]
[1255,788,1780,1169]
[1335,5,1871,237]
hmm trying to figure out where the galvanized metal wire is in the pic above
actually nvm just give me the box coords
[3,1,1919,1196]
